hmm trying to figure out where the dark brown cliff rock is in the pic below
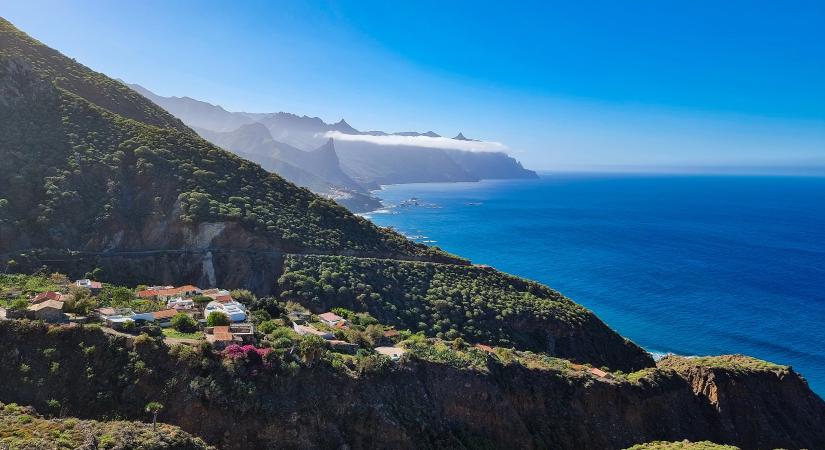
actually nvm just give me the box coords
[0,322,822,450]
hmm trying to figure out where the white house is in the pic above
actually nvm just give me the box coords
[167,297,195,310]
[98,307,155,329]
[205,300,247,323]
[75,279,102,293]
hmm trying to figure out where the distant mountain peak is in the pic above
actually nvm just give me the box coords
[315,137,336,153]
[453,132,469,140]
[392,131,442,138]
[331,118,358,134]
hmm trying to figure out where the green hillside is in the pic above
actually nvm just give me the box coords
[0,402,213,450]
[0,16,654,370]
[0,17,456,262]
[279,254,653,371]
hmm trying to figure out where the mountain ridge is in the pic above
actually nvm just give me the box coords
[126,83,539,190]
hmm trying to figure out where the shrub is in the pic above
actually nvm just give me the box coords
[230,289,256,304]
[257,319,279,335]
[46,399,61,417]
[357,353,392,375]
[170,313,198,333]
[206,311,230,327]
[9,298,28,310]
[192,295,212,308]
[298,335,327,366]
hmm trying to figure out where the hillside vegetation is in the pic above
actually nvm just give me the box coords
[279,254,653,371]
[625,442,739,450]
[0,16,456,262]
[658,354,788,374]
[0,402,213,450]
[1,319,823,449]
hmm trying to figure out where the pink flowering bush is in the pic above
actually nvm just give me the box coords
[222,344,273,369]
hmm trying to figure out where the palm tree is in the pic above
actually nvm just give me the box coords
[145,401,164,431]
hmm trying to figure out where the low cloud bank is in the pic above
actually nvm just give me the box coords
[323,131,508,152]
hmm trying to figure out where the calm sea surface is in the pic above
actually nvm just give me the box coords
[364,173,825,395]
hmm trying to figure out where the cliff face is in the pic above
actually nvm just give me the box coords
[444,149,539,179]
[660,355,825,450]
[0,322,822,450]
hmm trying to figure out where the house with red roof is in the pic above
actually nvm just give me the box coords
[207,325,235,348]
[138,285,201,301]
[31,291,64,304]
[152,308,180,327]
[474,343,495,353]
[27,300,67,323]
[318,312,345,328]
[589,368,613,379]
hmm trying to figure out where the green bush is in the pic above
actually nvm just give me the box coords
[206,311,230,327]
[170,313,198,333]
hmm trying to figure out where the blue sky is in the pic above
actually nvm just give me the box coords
[4,0,824,171]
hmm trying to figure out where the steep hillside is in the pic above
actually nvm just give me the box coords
[0,17,460,291]
[201,123,365,193]
[279,254,653,371]
[196,123,380,211]
[129,82,254,132]
[446,148,539,179]
[0,402,213,450]
[0,23,183,131]
[254,112,357,149]
[0,321,822,450]
[334,139,479,184]
[658,355,825,449]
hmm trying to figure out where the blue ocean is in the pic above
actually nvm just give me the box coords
[364,174,825,395]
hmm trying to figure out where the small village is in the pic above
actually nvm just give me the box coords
[0,275,408,362]
[0,273,618,382]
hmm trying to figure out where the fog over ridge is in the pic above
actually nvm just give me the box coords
[322,131,508,153]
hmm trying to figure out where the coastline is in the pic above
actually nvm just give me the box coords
[357,174,825,396]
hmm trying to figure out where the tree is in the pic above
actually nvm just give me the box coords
[64,285,96,314]
[298,335,327,367]
[230,289,256,304]
[48,273,69,286]
[171,313,198,333]
[145,401,163,431]
[257,319,279,335]
[192,295,212,309]
[10,298,29,310]
[206,311,230,327]
[109,286,135,306]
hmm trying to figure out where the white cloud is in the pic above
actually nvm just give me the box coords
[323,131,508,152]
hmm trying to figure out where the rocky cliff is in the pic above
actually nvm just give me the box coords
[0,322,821,450]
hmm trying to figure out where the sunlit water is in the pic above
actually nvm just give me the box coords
[364,173,825,395]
